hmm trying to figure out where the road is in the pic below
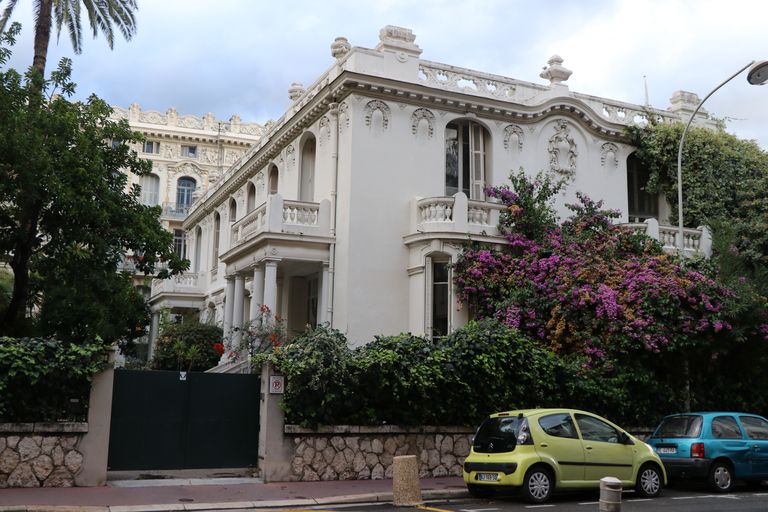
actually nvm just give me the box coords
[265,485,768,512]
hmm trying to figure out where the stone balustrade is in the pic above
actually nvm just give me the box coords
[230,195,331,248]
[624,218,712,257]
[284,425,473,481]
[0,423,87,488]
[412,193,504,238]
[150,272,200,298]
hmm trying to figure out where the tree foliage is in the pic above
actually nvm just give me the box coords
[0,26,186,341]
[151,322,224,372]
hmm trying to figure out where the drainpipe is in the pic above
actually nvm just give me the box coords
[327,102,340,326]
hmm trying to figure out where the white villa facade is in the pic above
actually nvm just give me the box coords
[147,26,716,358]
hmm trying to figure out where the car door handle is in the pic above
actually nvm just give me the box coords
[585,446,593,450]
[540,443,548,448]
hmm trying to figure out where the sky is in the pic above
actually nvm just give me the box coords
[4,0,768,148]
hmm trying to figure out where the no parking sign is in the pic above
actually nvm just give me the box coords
[269,375,284,394]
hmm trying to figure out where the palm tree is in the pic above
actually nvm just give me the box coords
[0,0,138,76]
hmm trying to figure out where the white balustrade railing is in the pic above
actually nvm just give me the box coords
[229,195,331,248]
[623,218,711,257]
[413,194,504,236]
[418,197,454,223]
[150,272,201,297]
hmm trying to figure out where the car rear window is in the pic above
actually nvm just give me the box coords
[473,416,520,453]
[652,415,703,438]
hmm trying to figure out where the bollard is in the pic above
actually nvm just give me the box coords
[599,476,622,512]
[392,455,423,506]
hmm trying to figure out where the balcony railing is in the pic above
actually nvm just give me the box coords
[162,202,192,219]
[411,193,505,237]
[150,272,201,298]
[230,194,331,248]
[623,218,712,257]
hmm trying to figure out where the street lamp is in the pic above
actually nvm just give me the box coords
[676,60,768,254]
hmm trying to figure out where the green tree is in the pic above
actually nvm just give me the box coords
[151,323,224,372]
[0,0,138,77]
[0,27,186,339]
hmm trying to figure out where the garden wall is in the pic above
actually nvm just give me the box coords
[284,425,474,481]
[0,423,87,487]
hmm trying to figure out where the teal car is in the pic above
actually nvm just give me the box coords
[463,408,665,503]
[647,412,768,492]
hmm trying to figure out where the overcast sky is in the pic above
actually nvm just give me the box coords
[4,0,768,148]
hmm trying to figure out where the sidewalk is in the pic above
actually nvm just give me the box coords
[0,476,468,511]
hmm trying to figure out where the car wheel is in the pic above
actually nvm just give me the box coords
[709,461,734,492]
[522,466,553,504]
[467,484,496,499]
[635,463,662,498]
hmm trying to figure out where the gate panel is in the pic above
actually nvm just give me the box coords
[108,369,260,471]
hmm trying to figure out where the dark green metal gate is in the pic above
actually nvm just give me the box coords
[108,370,260,470]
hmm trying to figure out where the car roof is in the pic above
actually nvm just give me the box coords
[661,412,767,418]
[490,408,598,418]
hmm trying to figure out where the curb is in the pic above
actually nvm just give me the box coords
[0,488,470,512]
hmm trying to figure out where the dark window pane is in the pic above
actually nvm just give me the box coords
[712,416,742,439]
[652,415,702,438]
[539,413,578,439]
[741,416,768,440]
[445,125,459,195]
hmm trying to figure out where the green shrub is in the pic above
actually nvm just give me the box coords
[0,336,107,421]
[150,323,223,372]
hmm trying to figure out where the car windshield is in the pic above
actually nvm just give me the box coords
[652,415,703,438]
[473,416,520,454]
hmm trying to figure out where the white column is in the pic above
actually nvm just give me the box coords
[148,311,160,360]
[232,274,246,346]
[318,263,329,324]
[223,276,235,339]
[263,260,278,315]
[249,264,265,322]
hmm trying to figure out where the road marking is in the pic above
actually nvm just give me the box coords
[460,508,500,512]
[753,492,768,496]
[577,501,599,505]
[417,505,455,512]
[672,496,697,500]
[525,506,555,509]
[626,498,652,502]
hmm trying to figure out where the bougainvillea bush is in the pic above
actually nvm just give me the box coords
[454,170,767,423]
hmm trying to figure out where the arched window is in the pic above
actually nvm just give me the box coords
[212,212,221,265]
[268,165,279,195]
[193,226,202,273]
[445,120,489,199]
[228,198,237,223]
[299,136,316,202]
[246,183,256,213]
[627,153,658,222]
[139,173,160,206]
[176,177,197,214]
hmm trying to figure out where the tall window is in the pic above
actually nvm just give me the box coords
[139,173,160,206]
[627,153,658,221]
[431,259,450,338]
[299,136,316,202]
[445,120,489,199]
[228,198,237,224]
[212,212,221,265]
[269,165,279,195]
[173,229,187,259]
[246,183,256,213]
[176,177,196,214]
[193,226,202,273]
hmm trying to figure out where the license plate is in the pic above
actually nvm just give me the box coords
[657,447,676,454]
[476,473,499,481]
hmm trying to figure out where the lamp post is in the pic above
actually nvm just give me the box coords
[676,60,768,254]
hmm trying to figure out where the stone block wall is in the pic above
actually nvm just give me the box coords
[284,425,474,481]
[0,423,87,488]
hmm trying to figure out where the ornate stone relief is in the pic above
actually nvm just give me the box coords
[201,147,219,164]
[338,102,350,131]
[139,110,166,125]
[286,144,296,169]
[225,149,244,165]
[162,143,177,159]
[410,108,435,138]
[364,100,391,130]
[255,171,265,193]
[548,120,578,176]
[600,142,619,167]
[503,124,524,152]
[318,116,332,145]
[331,37,352,59]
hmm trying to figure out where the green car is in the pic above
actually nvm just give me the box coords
[463,408,666,503]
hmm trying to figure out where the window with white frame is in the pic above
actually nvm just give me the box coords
[173,229,187,259]
[181,145,198,159]
[139,173,160,206]
[142,140,160,154]
[445,120,489,200]
[426,255,451,338]
[627,153,658,222]
[176,177,196,214]
[212,213,221,266]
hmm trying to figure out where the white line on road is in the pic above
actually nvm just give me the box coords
[577,502,599,505]
[626,498,652,502]
[460,509,501,512]
[525,506,555,509]
[672,496,697,500]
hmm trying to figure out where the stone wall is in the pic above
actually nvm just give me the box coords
[285,425,474,481]
[0,423,87,488]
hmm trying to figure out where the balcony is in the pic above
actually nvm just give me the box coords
[230,194,331,248]
[406,193,506,242]
[150,272,202,299]
[161,202,192,220]
[623,218,712,258]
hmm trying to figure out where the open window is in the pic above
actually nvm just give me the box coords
[445,120,490,200]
